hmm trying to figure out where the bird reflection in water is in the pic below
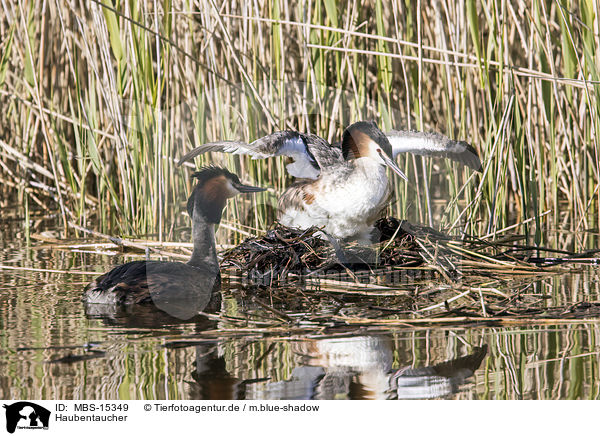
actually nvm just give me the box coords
[184,336,487,400]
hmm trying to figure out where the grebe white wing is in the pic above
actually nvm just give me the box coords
[178,131,322,179]
[386,130,482,172]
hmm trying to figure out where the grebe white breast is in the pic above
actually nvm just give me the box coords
[83,167,265,319]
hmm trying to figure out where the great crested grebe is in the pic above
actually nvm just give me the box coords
[83,167,265,319]
[178,121,481,241]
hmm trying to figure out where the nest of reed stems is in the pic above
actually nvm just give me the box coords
[216,217,600,327]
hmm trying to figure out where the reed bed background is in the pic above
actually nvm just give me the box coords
[0,0,599,249]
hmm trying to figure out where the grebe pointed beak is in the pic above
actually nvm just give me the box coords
[379,150,408,181]
[235,183,267,193]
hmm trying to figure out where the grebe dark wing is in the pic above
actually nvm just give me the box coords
[303,133,344,170]
[178,131,324,179]
[386,130,482,172]
[83,260,218,319]
[84,261,152,305]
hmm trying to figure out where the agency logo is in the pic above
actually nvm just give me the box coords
[2,402,50,434]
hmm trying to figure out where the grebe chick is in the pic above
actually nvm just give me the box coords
[83,167,265,319]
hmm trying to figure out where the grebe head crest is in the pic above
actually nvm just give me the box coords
[342,121,407,180]
[187,166,265,223]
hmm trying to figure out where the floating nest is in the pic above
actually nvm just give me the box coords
[221,217,426,285]
[221,216,594,287]
[215,217,600,325]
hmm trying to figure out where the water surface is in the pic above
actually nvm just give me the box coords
[1,222,600,400]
